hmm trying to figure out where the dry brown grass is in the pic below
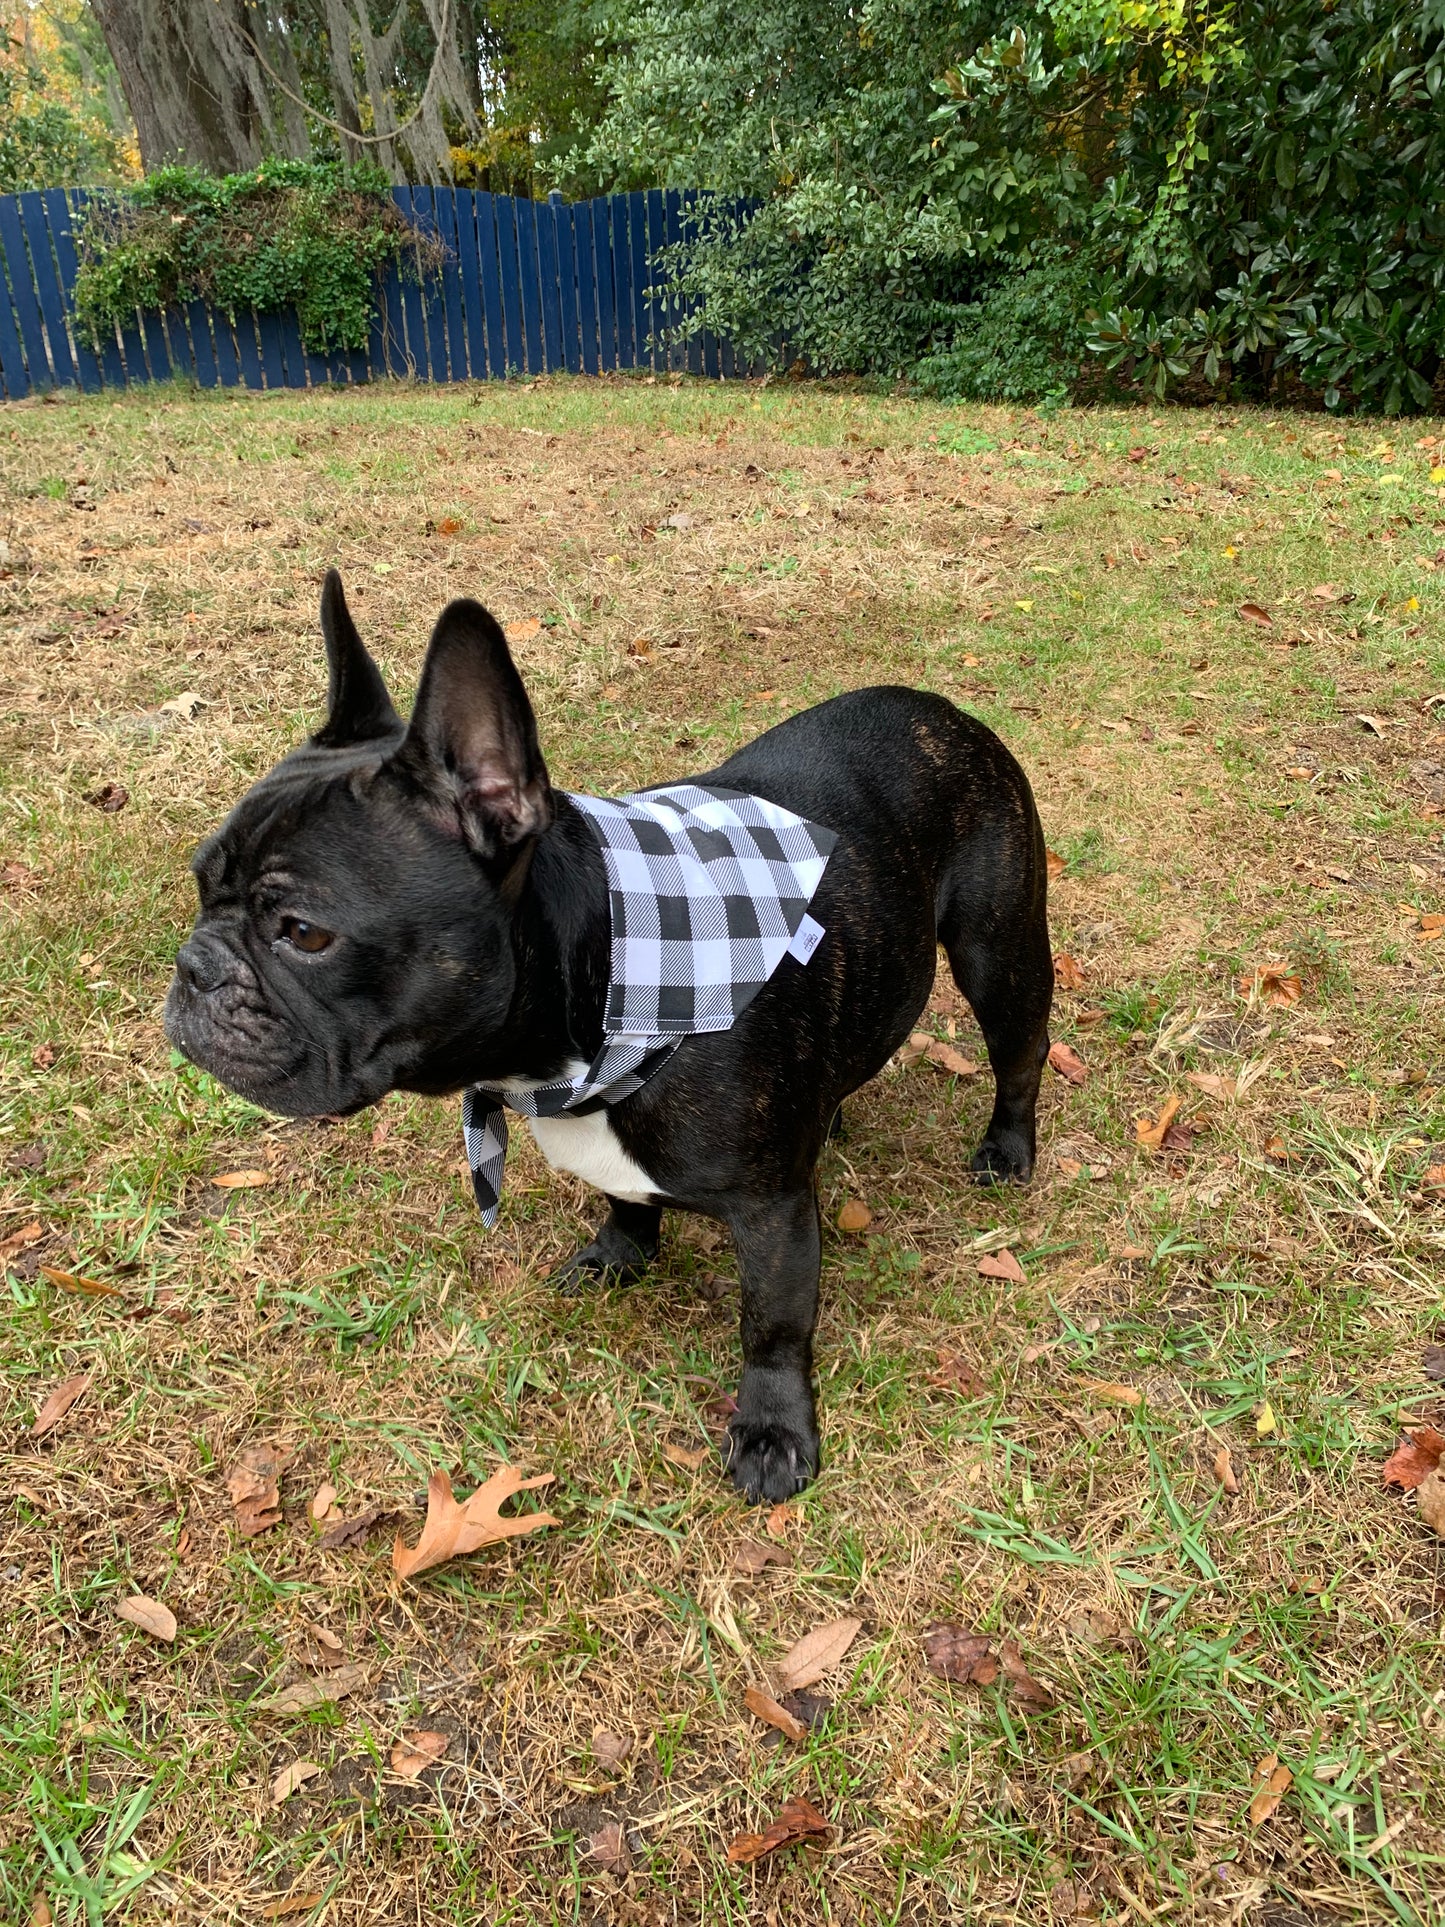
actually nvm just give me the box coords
[1,376,1444,1926]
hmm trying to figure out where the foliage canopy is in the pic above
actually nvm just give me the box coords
[574,0,1445,410]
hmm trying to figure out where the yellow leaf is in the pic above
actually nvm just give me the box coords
[1223,544,1237,558]
[1431,467,1445,484]
[1255,1400,1277,1438]
[1013,598,1033,612]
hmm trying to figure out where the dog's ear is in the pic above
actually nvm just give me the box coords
[392,597,552,857]
[313,569,402,748]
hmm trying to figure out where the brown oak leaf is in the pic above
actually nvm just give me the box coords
[392,1466,559,1580]
[726,1794,833,1865]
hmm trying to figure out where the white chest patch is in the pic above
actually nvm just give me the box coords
[528,1109,661,1205]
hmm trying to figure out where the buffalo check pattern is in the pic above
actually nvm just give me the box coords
[462,783,837,1225]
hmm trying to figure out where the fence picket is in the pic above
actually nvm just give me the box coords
[0,184,746,398]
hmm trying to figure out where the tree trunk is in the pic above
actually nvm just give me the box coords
[89,0,272,173]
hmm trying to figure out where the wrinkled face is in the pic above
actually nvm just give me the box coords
[164,571,554,1119]
[164,741,516,1116]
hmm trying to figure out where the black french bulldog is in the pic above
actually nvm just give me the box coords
[167,571,1053,1503]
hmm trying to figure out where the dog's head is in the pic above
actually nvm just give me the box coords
[164,570,554,1116]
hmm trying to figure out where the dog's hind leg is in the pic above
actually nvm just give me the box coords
[936,819,1053,1183]
[552,1197,662,1293]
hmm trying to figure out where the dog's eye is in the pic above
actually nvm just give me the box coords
[279,916,334,954]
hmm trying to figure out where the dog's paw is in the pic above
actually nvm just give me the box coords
[551,1230,656,1295]
[970,1134,1034,1185]
[723,1415,819,1504]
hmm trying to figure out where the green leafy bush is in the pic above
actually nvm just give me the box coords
[576,0,1445,412]
[72,159,444,357]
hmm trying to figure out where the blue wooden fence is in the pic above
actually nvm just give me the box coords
[0,184,743,400]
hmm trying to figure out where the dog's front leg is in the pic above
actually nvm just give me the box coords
[723,1189,821,1503]
[552,1197,661,1294]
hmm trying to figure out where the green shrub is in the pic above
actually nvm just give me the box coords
[912,249,1097,404]
[72,159,444,358]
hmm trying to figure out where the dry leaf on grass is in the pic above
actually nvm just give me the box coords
[390,1730,448,1778]
[300,1625,346,1671]
[1382,1426,1445,1490]
[927,1350,985,1396]
[1053,952,1086,990]
[0,1219,43,1267]
[1048,1041,1088,1085]
[504,616,542,643]
[1186,1071,1237,1100]
[1214,1446,1241,1494]
[30,1372,90,1438]
[1416,1467,1445,1535]
[592,1726,633,1771]
[1249,1754,1292,1825]
[923,1626,999,1684]
[662,1441,711,1470]
[1078,1379,1143,1408]
[271,1759,323,1804]
[317,1502,389,1551]
[226,1442,290,1537]
[38,1263,120,1299]
[211,1169,274,1190]
[1238,600,1272,625]
[1238,967,1302,1008]
[260,1896,323,1921]
[775,1616,862,1692]
[923,1038,980,1076]
[266,1664,367,1714]
[309,1482,337,1521]
[744,1685,808,1743]
[765,1502,795,1540]
[1422,1343,1445,1381]
[392,1466,558,1580]
[1046,849,1067,879]
[1255,1400,1278,1438]
[588,1821,631,1876]
[977,1248,1026,1285]
[733,1536,792,1576]
[726,1794,833,1865]
[115,1595,177,1642]
[1135,1095,1182,1150]
[836,1197,871,1233]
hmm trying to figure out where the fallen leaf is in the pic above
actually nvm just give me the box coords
[310,1482,337,1522]
[592,1726,633,1770]
[1135,1095,1182,1150]
[1249,1754,1292,1825]
[38,1262,120,1298]
[1160,1116,1195,1155]
[744,1685,807,1743]
[663,1440,711,1470]
[928,1350,985,1396]
[159,690,204,720]
[1416,1466,1445,1535]
[726,1794,833,1865]
[30,1899,52,1927]
[504,616,542,643]
[1119,1243,1149,1260]
[1000,1638,1055,1712]
[1048,1041,1088,1085]
[263,1891,324,1917]
[1186,1071,1237,1100]
[1255,1401,1277,1438]
[226,1442,290,1538]
[775,1615,862,1692]
[1079,1378,1143,1408]
[924,1037,980,1076]
[1422,1343,1445,1381]
[390,1730,448,1778]
[435,516,463,535]
[1238,601,1272,625]
[1213,1446,1240,1494]
[733,1536,792,1576]
[1382,1425,1445,1490]
[271,1759,323,1804]
[1053,952,1086,990]
[31,1044,55,1069]
[1263,1133,1292,1163]
[1046,849,1067,880]
[897,1030,931,1067]
[1065,1607,1121,1645]
[765,1502,795,1540]
[85,781,129,812]
[211,1169,273,1190]
[392,1466,559,1581]
[1238,967,1302,1008]
[1308,582,1339,603]
[1357,713,1385,735]
[317,1502,388,1551]
[977,1248,1026,1285]
[300,1624,346,1671]
[923,1625,999,1684]
[30,1373,90,1439]
[115,1594,177,1642]
[0,1219,44,1267]
[267,1664,367,1713]
[836,1197,872,1233]
[588,1821,631,1876]
[1126,446,1148,463]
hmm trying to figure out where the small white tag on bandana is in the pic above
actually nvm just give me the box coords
[462,783,836,1225]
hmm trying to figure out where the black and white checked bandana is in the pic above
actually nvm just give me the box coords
[462,783,837,1224]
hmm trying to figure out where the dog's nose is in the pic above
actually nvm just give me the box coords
[175,940,224,994]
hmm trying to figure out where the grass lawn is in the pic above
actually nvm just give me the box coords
[2,374,1444,1926]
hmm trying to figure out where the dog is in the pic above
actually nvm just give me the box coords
[167,571,1053,1503]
